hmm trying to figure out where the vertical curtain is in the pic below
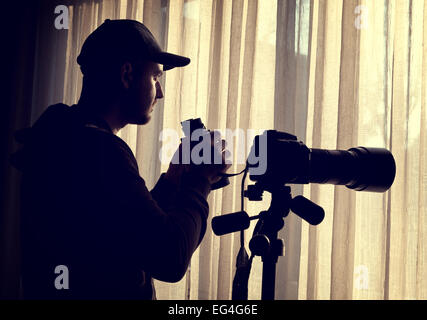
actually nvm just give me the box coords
[0,1,40,299]
[4,0,426,300]
[298,0,427,299]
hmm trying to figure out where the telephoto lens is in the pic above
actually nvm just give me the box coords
[309,147,396,192]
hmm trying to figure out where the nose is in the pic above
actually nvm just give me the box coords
[155,82,164,100]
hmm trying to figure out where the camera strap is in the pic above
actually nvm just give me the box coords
[231,245,253,300]
[231,164,253,300]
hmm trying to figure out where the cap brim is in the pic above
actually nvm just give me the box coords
[154,52,191,71]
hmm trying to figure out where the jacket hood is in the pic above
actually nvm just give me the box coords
[10,103,75,172]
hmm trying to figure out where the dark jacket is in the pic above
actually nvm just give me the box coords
[11,103,211,299]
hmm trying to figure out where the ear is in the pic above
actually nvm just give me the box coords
[120,62,133,89]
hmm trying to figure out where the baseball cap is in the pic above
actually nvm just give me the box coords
[77,19,190,73]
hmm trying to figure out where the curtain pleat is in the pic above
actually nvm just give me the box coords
[329,0,360,300]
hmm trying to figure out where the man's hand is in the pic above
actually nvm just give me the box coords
[165,131,231,187]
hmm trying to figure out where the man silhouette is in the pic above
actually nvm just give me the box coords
[12,19,229,299]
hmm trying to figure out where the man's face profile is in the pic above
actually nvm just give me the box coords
[122,60,164,125]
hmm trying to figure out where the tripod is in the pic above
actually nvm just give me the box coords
[213,181,325,300]
[244,182,324,300]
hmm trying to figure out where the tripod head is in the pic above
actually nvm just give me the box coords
[212,181,325,237]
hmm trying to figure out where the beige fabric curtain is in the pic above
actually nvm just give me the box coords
[298,0,427,300]
[25,0,427,300]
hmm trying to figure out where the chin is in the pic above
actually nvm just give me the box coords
[129,114,151,125]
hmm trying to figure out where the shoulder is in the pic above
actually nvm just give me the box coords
[80,125,139,173]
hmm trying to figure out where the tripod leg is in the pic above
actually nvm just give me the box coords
[261,257,276,300]
[261,238,284,300]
